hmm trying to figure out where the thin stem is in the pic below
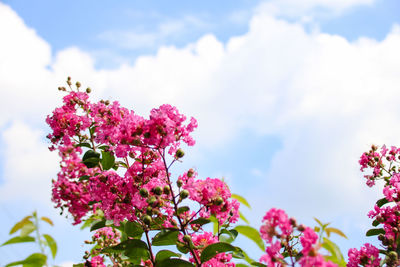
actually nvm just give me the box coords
[145,230,155,265]
[159,148,202,266]
[33,212,48,267]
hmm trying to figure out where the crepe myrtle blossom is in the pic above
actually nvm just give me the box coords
[47,80,240,266]
[259,209,337,267]
[347,243,381,267]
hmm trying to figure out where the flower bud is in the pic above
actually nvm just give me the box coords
[378,234,385,241]
[187,169,194,178]
[76,81,81,88]
[180,190,189,199]
[147,196,156,205]
[308,248,317,257]
[297,224,305,232]
[175,149,185,158]
[86,87,91,93]
[163,185,171,195]
[143,215,152,225]
[389,251,398,260]
[153,186,162,196]
[146,206,153,215]
[289,218,297,227]
[214,196,224,206]
[177,179,183,188]
[183,234,192,243]
[139,188,149,198]
[105,100,110,105]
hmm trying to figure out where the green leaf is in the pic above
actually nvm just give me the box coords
[76,142,91,148]
[103,239,149,264]
[208,216,219,234]
[98,145,109,150]
[102,239,149,264]
[90,220,106,231]
[314,217,324,227]
[155,250,181,263]
[176,241,190,254]
[20,221,36,236]
[72,264,84,267]
[239,211,250,225]
[1,236,35,246]
[177,206,190,215]
[372,220,380,227]
[189,218,211,226]
[124,221,144,238]
[251,262,267,267]
[78,175,90,181]
[236,264,250,267]
[325,227,347,239]
[43,234,57,259]
[80,218,94,230]
[231,194,251,209]
[200,242,240,263]
[322,237,346,266]
[5,253,47,267]
[83,157,100,168]
[152,229,179,246]
[235,225,265,252]
[366,228,385,237]
[376,197,389,207]
[101,151,115,170]
[82,150,100,168]
[40,217,54,226]
[9,216,32,234]
[219,229,238,243]
[157,258,194,267]
[82,150,100,161]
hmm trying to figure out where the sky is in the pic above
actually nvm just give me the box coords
[0,0,400,265]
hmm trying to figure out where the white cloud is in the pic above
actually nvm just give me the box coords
[0,121,58,202]
[1,3,400,257]
[257,0,375,19]
[98,15,209,50]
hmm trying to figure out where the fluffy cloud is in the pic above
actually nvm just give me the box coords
[257,0,375,19]
[1,2,400,253]
[0,121,58,202]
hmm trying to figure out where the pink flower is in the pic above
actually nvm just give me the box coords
[90,255,105,267]
[300,227,318,255]
[259,208,293,243]
[347,243,381,267]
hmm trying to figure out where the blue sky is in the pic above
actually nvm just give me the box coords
[0,0,400,265]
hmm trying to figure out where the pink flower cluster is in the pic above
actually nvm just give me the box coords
[184,232,235,267]
[184,177,240,224]
[47,84,241,265]
[47,88,239,227]
[259,208,336,267]
[90,255,105,267]
[347,243,381,267]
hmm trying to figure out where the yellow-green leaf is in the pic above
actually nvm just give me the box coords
[20,221,36,237]
[325,227,347,239]
[43,234,57,259]
[1,236,35,246]
[9,216,32,235]
[235,225,265,252]
[239,211,250,225]
[41,217,54,226]
[232,194,251,209]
